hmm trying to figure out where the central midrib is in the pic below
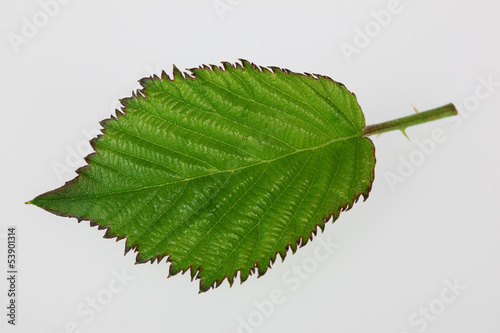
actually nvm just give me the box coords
[57,133,363,201]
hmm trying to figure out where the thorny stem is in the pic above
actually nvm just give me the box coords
[363,103,458,137]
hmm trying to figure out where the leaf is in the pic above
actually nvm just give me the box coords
[30,60,375,292]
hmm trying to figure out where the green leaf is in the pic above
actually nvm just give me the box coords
[30,60,375,292]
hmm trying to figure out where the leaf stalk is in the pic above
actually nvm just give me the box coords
[363,103,458,137]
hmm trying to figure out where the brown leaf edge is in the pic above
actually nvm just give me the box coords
[28,59,376,293]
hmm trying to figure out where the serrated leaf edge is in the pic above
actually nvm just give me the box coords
[29,59,375,292]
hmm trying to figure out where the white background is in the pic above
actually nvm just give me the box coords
[1,0,499,332]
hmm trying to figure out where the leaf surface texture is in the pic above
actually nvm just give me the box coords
[31,60,375,291]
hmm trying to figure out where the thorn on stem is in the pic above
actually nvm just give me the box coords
[400,128,411,141]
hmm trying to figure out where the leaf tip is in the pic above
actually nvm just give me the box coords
[26,196,42,207]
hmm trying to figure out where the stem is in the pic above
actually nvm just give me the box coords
[363,103,458,137]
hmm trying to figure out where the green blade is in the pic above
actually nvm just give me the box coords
[30,60,375,292]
